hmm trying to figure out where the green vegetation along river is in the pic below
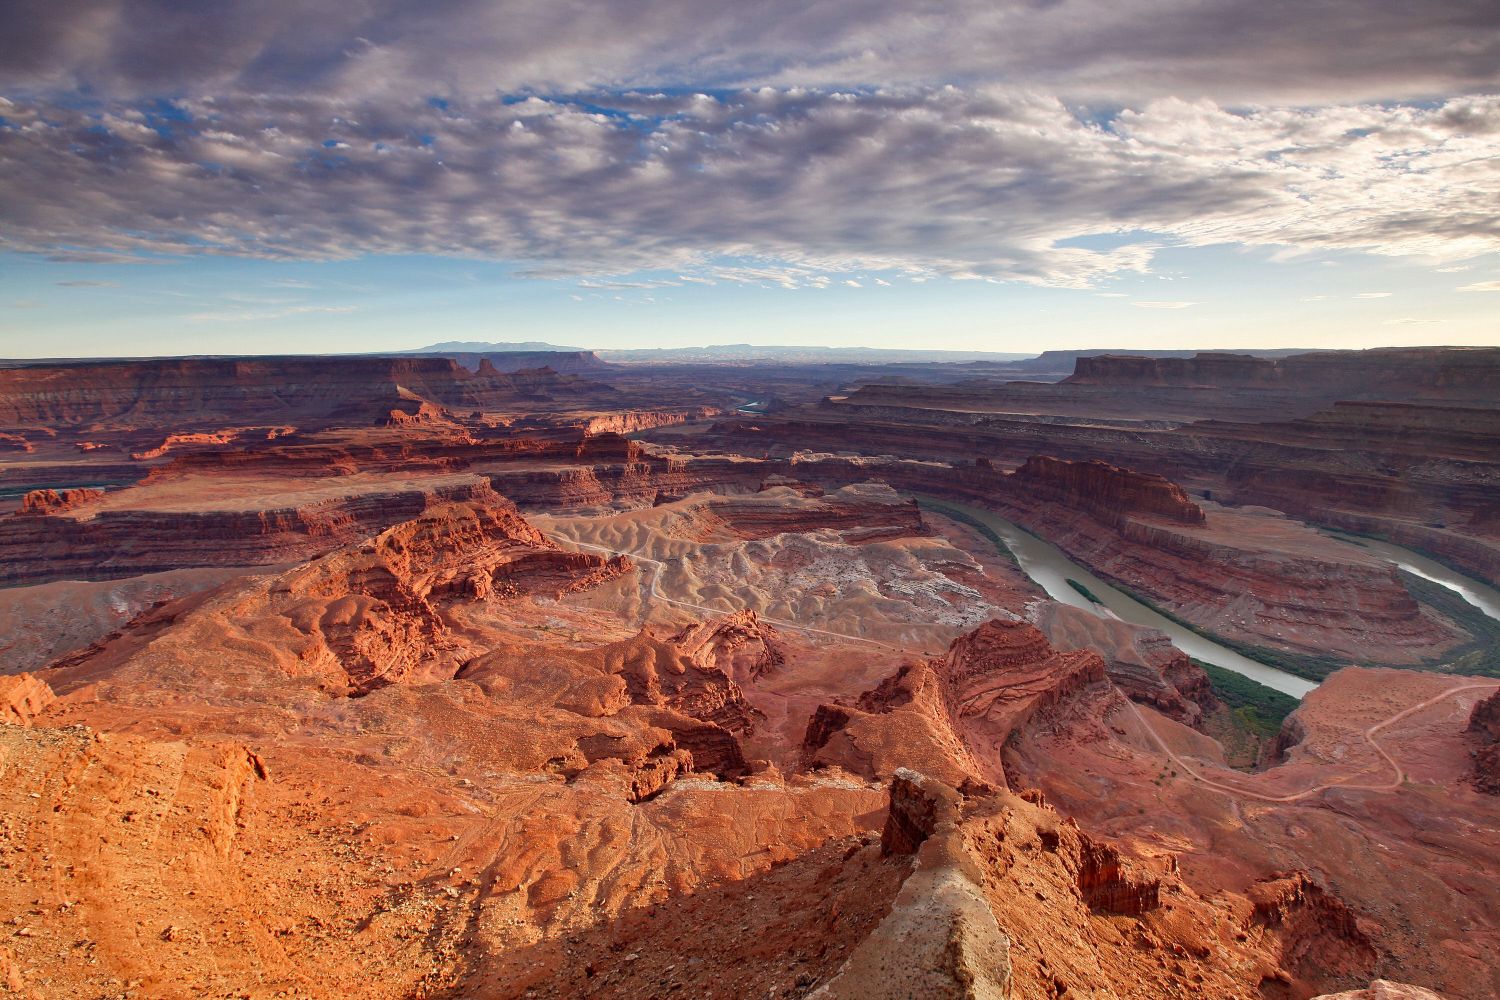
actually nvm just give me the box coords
[917,497,1318,699]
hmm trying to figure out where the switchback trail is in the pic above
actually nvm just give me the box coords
[561,538,1497,804]
[1125,681,1500,803]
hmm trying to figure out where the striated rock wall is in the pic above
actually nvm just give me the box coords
[0,435,780,587]
[711,370,1500,588]
[1072,834,1162,916]
[0,355,621,435]
[1012,454,1205,525]
[1034,603,1217,725]
[19,486,105,514]
[1066,347,1500,402]
[487,451,767,511]
[433,349,610,374]
[1248,871,1379,986]
[1067,351,1284,386]
[786,452,1458,665]
[804,619,1107,787]
[578,407,719,436]
[1024,509,1451,664]
[940,618,1108,746]
[0,479,504,587]
[686,482,927,542]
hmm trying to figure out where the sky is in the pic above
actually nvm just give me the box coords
[1,2,1497,358]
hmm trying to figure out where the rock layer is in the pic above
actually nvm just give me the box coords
[1468,690,1500,795]
[1012,455,1205,526]
[0,673,55,726]
[804,618,1107,787]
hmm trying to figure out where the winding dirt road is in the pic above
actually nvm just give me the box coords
[562,537,1496,804]
[1125,682,1500,803]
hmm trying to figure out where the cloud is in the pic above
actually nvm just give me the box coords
[1130,300,1196,309]
[184,305,359,323]
[577,277,683,290]
[2,1,1496,104]
[1354,291,1393,298]
[43,250,157,264]
[1457,280,1500,291]
[55,280,118,287]
[1,90,1498,288]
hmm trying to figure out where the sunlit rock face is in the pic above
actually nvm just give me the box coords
[3,343,1498,1000]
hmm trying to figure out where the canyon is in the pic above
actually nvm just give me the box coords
[1,346,1497,999]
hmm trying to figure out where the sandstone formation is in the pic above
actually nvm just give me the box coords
[4,346,1499,998]
[668,609,787,684]
[804,619,1109,787]
[1034,603,1216,725]
[0,567,252,673]
[266,499,630,692]
[1012,454,1206,526]
[707,347,1500,587]
[1468,689,1500,795]
[988,459,1457,666]
[1066,348,1500,404]
[1312,983,1446,1000]
[761,452,1459,667]
[687,482,927,541]
[817,767,1389,1000]
[18,486,105,514]
[0,478,506,586]
[427,348,612,374]
[0,673,55,726]
[815,770,1012,1000]
[0,356,619,435]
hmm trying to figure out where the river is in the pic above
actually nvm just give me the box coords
[1329,532,1500,622]
[917,497,1320,698]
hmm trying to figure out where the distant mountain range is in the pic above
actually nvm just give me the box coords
[419,341,585,354]
[414,341,1034,365]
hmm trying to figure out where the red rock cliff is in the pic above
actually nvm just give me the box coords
[1066,347,1500,401]
[1468,690,1500,794]
[1011,454,1206,526]
[20,486,106,514]
[0,674,56,727]
[803,619,1107,787]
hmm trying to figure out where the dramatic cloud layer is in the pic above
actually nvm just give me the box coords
[4,0,1497,103]
[2,90,1497,285]
[2,3,1497,288]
